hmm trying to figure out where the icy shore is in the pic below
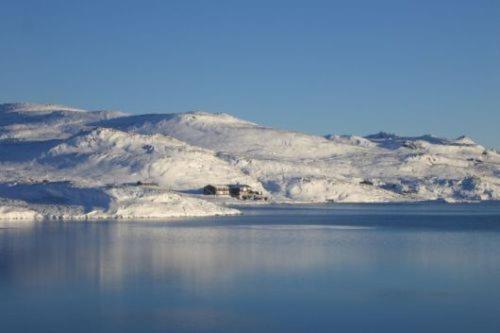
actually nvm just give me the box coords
[0,182,239,220]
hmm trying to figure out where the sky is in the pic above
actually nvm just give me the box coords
[0,0,499,147]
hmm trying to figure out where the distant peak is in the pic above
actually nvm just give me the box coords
[453,135,477,146]
[365,131,399,140]
[176,111,258,126]
[363,132,461,149]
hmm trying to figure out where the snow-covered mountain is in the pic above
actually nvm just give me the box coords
[0,102,498,220]
[95,110,499,202]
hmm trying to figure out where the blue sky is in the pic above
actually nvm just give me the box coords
[1,0,499,147]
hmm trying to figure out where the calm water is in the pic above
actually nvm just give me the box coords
[1,203,500,333]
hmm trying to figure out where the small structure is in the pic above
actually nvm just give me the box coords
[135,181,159,187]
[203,184,267,201]
[229,184,252,198]
[360,179,374,186]
[203,184,230,196]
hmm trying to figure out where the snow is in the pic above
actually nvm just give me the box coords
[41,127,262,191]
[0,102,125,141]
[0,102,86,113]
[0,182,239,220]
[325,134,376,148]
[453,135,478,146]
[0,102,499,220]
[95,111,352,160]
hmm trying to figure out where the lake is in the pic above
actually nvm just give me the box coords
[1,203,500,332]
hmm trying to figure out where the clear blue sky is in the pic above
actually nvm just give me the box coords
[1,0,499,147]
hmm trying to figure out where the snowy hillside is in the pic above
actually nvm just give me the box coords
[0,103,124,141]
[96,111,499,202]
[0,102,499,220]
[95,112,350,160]
[41,127,262,191]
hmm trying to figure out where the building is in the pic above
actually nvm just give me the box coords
[203,184,267,201]
[229,184,252,197]
[203,184,230,196]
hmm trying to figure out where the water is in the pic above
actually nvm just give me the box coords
[1,203,500,332]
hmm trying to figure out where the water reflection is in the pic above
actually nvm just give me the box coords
[1,205,500,332]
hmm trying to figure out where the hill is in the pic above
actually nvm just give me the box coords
[0,102,499,219]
